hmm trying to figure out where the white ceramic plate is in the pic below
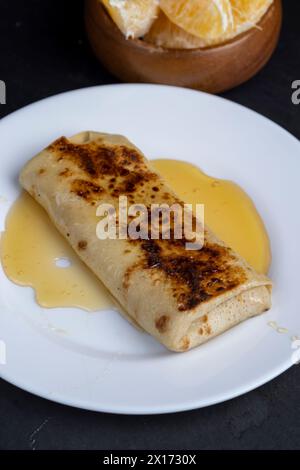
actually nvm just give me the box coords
[0,84,299,415]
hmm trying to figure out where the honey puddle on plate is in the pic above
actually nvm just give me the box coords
[0,191,114,311]
[0,159,271,311]
[154,160,271,275]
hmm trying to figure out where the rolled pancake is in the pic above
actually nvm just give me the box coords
[19,131,272,352]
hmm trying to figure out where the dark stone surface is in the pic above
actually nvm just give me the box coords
[0,0,299,450]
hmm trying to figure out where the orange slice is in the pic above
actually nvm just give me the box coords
[160,0,234,40]
[230,0,273,34]
[146,0,274,49]
[145,11,208,49]
[101,0,160,39]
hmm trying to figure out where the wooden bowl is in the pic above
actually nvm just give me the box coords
[85,0,282,94]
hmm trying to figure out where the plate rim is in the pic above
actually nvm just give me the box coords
[1,83,299,149]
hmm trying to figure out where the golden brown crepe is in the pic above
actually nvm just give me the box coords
[19,131,272,352]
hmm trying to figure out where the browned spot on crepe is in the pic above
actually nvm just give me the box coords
[48,137,158,197]
[123,263,137,291]
[78,240,88,250]
[125,237,247,312]
[199,324,212,336]
[206,325,212,335]
[180,336,190,351]
[70,179,104,203]
[155,315,170,334]
[59,168,72,177]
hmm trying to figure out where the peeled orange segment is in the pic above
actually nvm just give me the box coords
[231,0,273,32]
[160,0,234,40]
[101,0,160,39]
[145,11,208,49]
[146,0,274,50]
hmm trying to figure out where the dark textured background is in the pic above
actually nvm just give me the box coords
[0,0,300,451]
